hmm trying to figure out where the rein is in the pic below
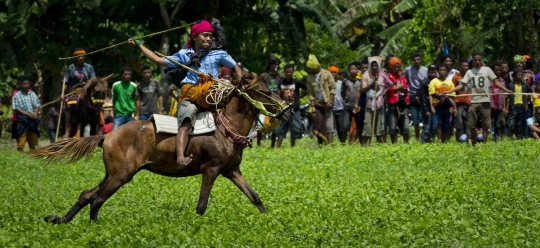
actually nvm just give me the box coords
[216,111,253,148]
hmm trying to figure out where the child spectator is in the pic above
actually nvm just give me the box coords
[506,67,531,139]
[429,64,456,143]
[103,116,114,134]
[48,102,60,143]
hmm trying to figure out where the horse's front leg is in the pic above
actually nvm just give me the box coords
[224,169,266,213]
[196,167,220,215]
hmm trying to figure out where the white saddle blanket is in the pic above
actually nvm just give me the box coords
[150,112,215,135]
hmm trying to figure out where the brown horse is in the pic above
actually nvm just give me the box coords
[29,74,293,224]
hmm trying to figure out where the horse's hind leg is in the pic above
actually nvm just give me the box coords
[44,182,102,224]
[89,171,135,221]
[224,170,266,213]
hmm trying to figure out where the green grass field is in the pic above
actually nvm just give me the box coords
[1,137,540,246]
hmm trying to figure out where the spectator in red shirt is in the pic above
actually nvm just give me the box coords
[103,116,114,134]
[385,57,410,144]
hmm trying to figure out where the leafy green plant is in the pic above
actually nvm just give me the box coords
[1,138,540,246]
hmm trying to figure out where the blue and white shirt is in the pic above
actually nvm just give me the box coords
[12,91,40,113]
[64,63,96,87]
[165,49,236,85]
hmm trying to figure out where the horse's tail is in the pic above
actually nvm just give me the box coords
[27,135,105,164]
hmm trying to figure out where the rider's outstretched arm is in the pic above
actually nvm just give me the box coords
[128,38,166,67]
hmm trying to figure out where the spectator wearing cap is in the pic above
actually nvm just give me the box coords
[404,52,428,142]
[306,54,336,145]
[508,55,526,83]
[328,65,340,80]
[62,47,97,138]
[385,56,410,144]
[506,67,531,139]
[219,67,232,82]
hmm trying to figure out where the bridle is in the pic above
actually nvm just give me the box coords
[211,76,292,148]
[236,79,291,118]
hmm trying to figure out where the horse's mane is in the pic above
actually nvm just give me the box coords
[80,78,108,100]
[241,73,262,90]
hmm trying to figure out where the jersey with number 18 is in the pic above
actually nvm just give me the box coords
[461,66,498,104]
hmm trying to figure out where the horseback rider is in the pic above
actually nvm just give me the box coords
[128,20,243,167]
[62,48,97,138]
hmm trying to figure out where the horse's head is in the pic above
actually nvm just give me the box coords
[80,78,109,115]
[235,73,294,123]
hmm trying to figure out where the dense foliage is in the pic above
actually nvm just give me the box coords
[1,138,540,246]
[1,0,538,101]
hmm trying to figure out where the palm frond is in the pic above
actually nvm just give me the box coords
[378,20,412,57]
[316,0,344,17]
[333,1,390,34]
[295,2,339,41]
[393,0,419,13]
[356,43,375,59]
[377,19,411,39]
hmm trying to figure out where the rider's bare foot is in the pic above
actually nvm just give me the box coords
[177,154,194,168]
[62,133,69,139]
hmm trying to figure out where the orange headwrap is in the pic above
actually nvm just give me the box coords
[388,57,402,68]
[73,49,86,56]
[328,65,340,73]
[524,55,531,60]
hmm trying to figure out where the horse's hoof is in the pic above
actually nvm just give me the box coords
[44,215,62,224]
[196,208,206,216]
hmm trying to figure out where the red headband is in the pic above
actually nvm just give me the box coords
[187,20,214,49]
[220,67,231,74]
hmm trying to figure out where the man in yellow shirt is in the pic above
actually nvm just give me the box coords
[506,67,531,139]
[429,64,455,143]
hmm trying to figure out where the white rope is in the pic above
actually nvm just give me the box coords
[205,82,235,107]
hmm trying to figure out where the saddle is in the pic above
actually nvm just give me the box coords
[150,112,215,135]
[65,82,85,111]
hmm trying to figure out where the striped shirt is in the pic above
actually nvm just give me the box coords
[12,90,40,113]
[165,49,236,85]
